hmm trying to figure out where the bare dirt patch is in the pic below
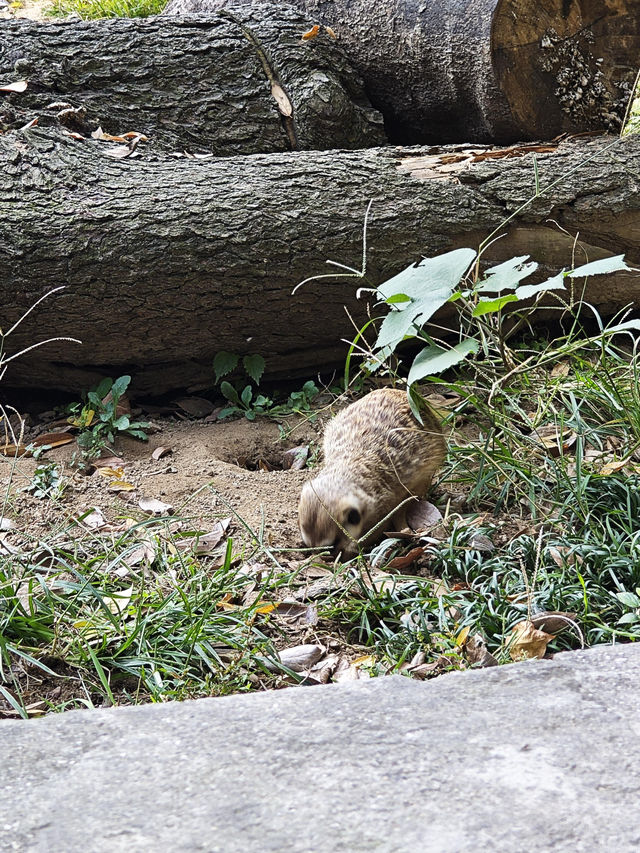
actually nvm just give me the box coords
[1,412,325,551]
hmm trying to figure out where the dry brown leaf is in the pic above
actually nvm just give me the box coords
[108,479,136,492]
[103,133,147,159]
[550,360,570,378]
[258,600,318,626]
[123,534,156,567]
[324,25,337,38]
[271,82,293,117]
[0,80,27,93]
[138,496,174,516]
[406,500,443,532]
[308,652,340,683]
[103,585,134,616]
[530,611,578,634]
[93,455,125,469]
[508,619,554,661]
[547,545,583,568]
[533,424,577,456]
[81,507,108,530]
[281,445,309,470]
[301,24,320,40]
[388,546,425,570]
[151,446,172,461]
[97,466,126,480]
[31,432,75,449]
[0,443,30,457]
[175,396,215,418]
[600,458,629,476]
[464,633,499,667]
[91,127,128,142]
[334,653,377,682]
[178,518,231,555]
[263,644,324,672]
[216,592,237,611]
[468,532,495,552]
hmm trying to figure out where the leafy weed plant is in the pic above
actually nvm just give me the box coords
[68,375,150,463]
[214,351,319,421]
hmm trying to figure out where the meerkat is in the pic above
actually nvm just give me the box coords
[298,388,446,556]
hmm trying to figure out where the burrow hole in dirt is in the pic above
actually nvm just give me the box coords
[217,436,312,473]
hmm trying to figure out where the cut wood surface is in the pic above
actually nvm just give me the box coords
[1,130,639,394]
[165,0,640,143]
[0,9,384,153]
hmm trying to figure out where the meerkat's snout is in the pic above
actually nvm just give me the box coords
[299,476,370,556]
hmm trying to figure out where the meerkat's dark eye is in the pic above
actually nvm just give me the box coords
[347,508,361,526]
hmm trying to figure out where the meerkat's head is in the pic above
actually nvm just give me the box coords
[298,474,373,557]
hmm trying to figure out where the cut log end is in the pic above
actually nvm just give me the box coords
[492,0,640,138]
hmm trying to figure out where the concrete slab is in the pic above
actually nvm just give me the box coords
[2,644,640,852]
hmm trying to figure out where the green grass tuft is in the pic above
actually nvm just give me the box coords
[50,0,166,19]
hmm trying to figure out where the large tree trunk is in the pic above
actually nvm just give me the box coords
[1,129,639,395]
[165,0,640,144]
[0,9,384,153]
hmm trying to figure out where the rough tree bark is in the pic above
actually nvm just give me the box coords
[1,129,639,394]
[165,0,640,144]
[0,9,384,153]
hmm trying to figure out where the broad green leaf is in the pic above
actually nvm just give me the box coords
[217,406,237,419]
[243,353,266,385]
[616,591,640,608]
[408,339,479,385]
[617,612,640,625]
[378,248,476,304]
[94,377,113,399]
[385,293,412,305]
[220,381,240,405]
[375,248,476,350]
[515,270,567,300]
[476,256,538,293]
[241,385,253,406]
[113,415,130,431]
[568,255,631,278]
[375,308,418,350]
[213,351,239,383]
[127,429,148,440]
[110,375,131,399]
[471,294,518,316]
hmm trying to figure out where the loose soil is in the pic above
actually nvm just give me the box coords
[1,406,327,551]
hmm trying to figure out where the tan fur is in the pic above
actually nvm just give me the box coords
[299,388,446,556]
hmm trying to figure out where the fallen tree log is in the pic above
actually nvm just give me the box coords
[0,9,384,153]
[1,129,639,394]
[165,0,640,144]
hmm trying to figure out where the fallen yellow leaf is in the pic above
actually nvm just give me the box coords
[507,620,554,661]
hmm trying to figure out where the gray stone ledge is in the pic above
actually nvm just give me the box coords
[2,644,640,852]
